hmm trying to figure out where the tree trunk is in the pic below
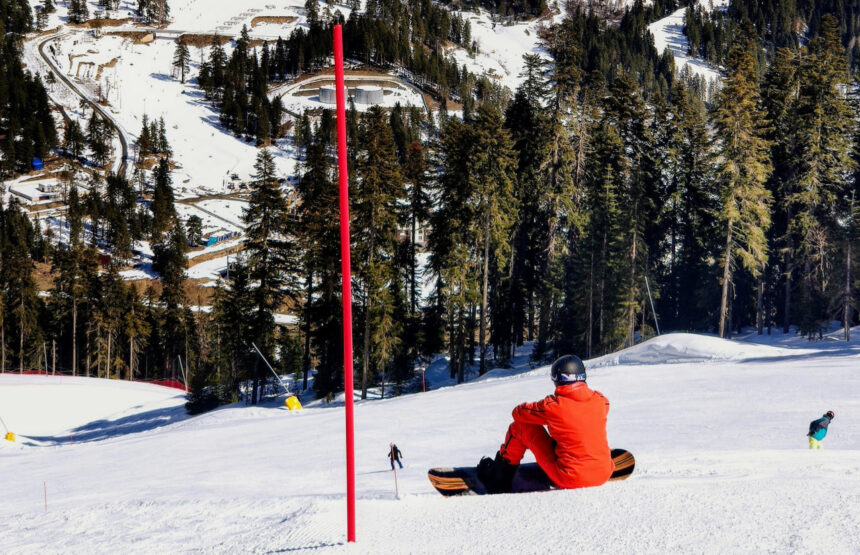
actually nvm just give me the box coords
[362,297,370,400]
[251,358,259,405]
[302,270,312,391]
[627,213,638,348]
[574,97,588,188]
[587,250,594,359]
[844,193,854,342]
[527,292,534,342]
[468,304,476,366]
[106,328,112,379]
[86,325,91,377]
[72,297,77,376]
[129,334,135,380]
[410,212,417,315]
[845,228,852,342]
[456,306,465,384]
[448,303,456,380]
[757,278,764,335]
[783,234,792,334]
[598,231,608,348]
[362,214,376,400]
[479,217,490,375]
[719,222,734,339]
[537,225,557,357]
[19,294,25,373]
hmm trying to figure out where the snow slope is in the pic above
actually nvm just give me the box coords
[648,1,727,84]
[1,331,858,553]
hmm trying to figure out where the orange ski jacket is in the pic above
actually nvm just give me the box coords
[511,382,613,488]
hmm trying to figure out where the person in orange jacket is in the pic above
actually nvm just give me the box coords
[477,354,613,494]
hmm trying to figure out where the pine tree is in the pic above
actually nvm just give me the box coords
[151,158,175,240]
[122,285,150,380]
[1,201,41,373]
[136,114,152,160]
[185,215,202,246]
[296,122,342,396]
[152,219,189,380]
[665,84,718,331]
[242,148,296,403]
[790,15,856,337]
[63,119,86,160]
[354,106,404,399]
[173,41,191,84]
[503,56,552,359]
[711,43,773,338]
[87,112,111,167]
[212,260,255,394]
[69,0,89,24]
[403,141,429,316]
[761,47,798,334]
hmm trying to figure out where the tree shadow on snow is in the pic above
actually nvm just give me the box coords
[739,344,860,365]
[24,402,189,446]
[149,72,175,82]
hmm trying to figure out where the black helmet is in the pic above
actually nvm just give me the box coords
[825,411,834,419]
[551,355,587,385]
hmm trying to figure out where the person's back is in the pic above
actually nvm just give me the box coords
[478,354,612,492]
[540,383,612,487]
[807,411,834,449]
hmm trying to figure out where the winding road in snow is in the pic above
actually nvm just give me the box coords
[32,30,131,177]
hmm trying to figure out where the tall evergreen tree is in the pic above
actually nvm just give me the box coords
[711,43,773,338]
[790,15,856,337]
[151,158,175,240]
[173,41,191,83]
[242,148,296,403]
[354,106,404,399]
[296,123,342,397]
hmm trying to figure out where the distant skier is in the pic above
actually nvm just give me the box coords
[807,411,835,449]
[477,355,613,494]
[388,443,403,470]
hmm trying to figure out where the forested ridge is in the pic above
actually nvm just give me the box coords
[0,0,857,413]
[0,0,58,177]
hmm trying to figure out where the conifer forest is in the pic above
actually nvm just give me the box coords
[0,0,857,412]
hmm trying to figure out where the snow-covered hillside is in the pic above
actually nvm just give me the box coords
[648,0,727,84]
[2,331,858,553]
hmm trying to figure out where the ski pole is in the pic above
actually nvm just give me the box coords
[251,342,290,396]
[391,444,400,500]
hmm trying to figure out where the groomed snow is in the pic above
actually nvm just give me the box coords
[1,330,858,553]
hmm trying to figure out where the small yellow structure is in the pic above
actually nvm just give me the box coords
[286,396,303,411]
[4,432,14,442]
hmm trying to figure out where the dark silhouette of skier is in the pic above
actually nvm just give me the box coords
[388,443,403,470]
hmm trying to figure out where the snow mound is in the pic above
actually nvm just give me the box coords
[0,375,187,441]
[587,332,817,368]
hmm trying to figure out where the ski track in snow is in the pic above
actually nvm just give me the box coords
[2,330,859,553]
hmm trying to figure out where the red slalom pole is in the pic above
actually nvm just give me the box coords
[333,24,356,544]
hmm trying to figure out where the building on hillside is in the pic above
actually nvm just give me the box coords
[396,222,428,248]
[319,85,336,104]
[201,230,239,247]
[354,85,383,104]
[10,182,60,203]
[319,84,385,105]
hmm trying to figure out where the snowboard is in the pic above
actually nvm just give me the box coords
[427,448,635,497]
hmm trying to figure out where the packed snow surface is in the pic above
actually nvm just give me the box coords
[1,330,858,553]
